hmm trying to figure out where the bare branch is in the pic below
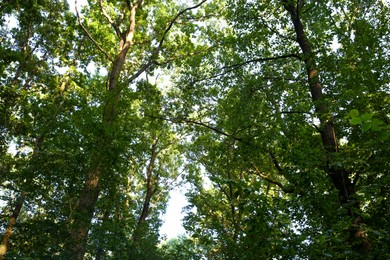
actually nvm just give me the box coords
[75,0,114,62]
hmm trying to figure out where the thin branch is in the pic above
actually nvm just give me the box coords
[267,151,284,175]
[154,45,216,66]
[279,110,313,115]
[190,53,301,84]
[251,164,294,193]
[155,116,244,143]
[127,0,208,84]
[156,0,208,54]
[150,115,296,194]
[265,110,314,121]
[259,15,296,42]
[75,0,114,62]
[221,53,301,71]
[154,115,295,194]
[98,0,121,37]
[217,182,230,201]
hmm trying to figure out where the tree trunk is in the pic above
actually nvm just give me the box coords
[67,50,129,260]
[281,0,369,251]
[67,2,143,258]
[0,192,25,259]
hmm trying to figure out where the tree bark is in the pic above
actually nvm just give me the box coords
[281,0,369,251]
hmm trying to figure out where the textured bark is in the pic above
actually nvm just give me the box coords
[69,167,102,259]
[67,2,143,259]
[281,0,369,251]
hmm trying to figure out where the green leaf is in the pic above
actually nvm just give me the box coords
[361,123,371,132]
[350,117,362,125]
[349,109,360,117]
[360,113,373,121]
[379,131,390,141]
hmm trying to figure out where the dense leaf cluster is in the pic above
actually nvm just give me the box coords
[1,0,389,259]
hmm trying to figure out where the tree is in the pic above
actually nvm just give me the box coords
[0,1,77,257]
[1,0,389,259]
[1,0,207,258]
[65,0,207,258]
[172,0,390,258]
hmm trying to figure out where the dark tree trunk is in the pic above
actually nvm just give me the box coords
[281,0,369,251]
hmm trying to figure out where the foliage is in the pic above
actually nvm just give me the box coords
[1,0,389,259]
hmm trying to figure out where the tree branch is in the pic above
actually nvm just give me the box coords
[155,116,244,143]
[156,0,208,54]
[75,0,114,62]
[127,0,208,84]
[222,53,301,71]
[189,53,301,84]
[98,0,121,38]
[251,164,294,193]
[153,115,295,194]
[268,151,284,175]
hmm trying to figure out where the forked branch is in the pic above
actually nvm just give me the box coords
[127,0,208,83]
[75,0,114,62]
[98,0,121,37]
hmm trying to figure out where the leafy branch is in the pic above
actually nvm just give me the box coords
[98,0,122,38]
[154,114,297,193]
[155,116,244,143]
[190,53,301,84]
[75,0,114,62]
[250,164,294,193]
[127,0,208,84]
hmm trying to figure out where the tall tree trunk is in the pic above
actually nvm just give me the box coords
[281,0,369,251]
[67,2,143,258]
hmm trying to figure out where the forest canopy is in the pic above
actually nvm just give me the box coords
[0,0,389,259]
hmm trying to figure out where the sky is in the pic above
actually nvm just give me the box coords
[159,188,188,239]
